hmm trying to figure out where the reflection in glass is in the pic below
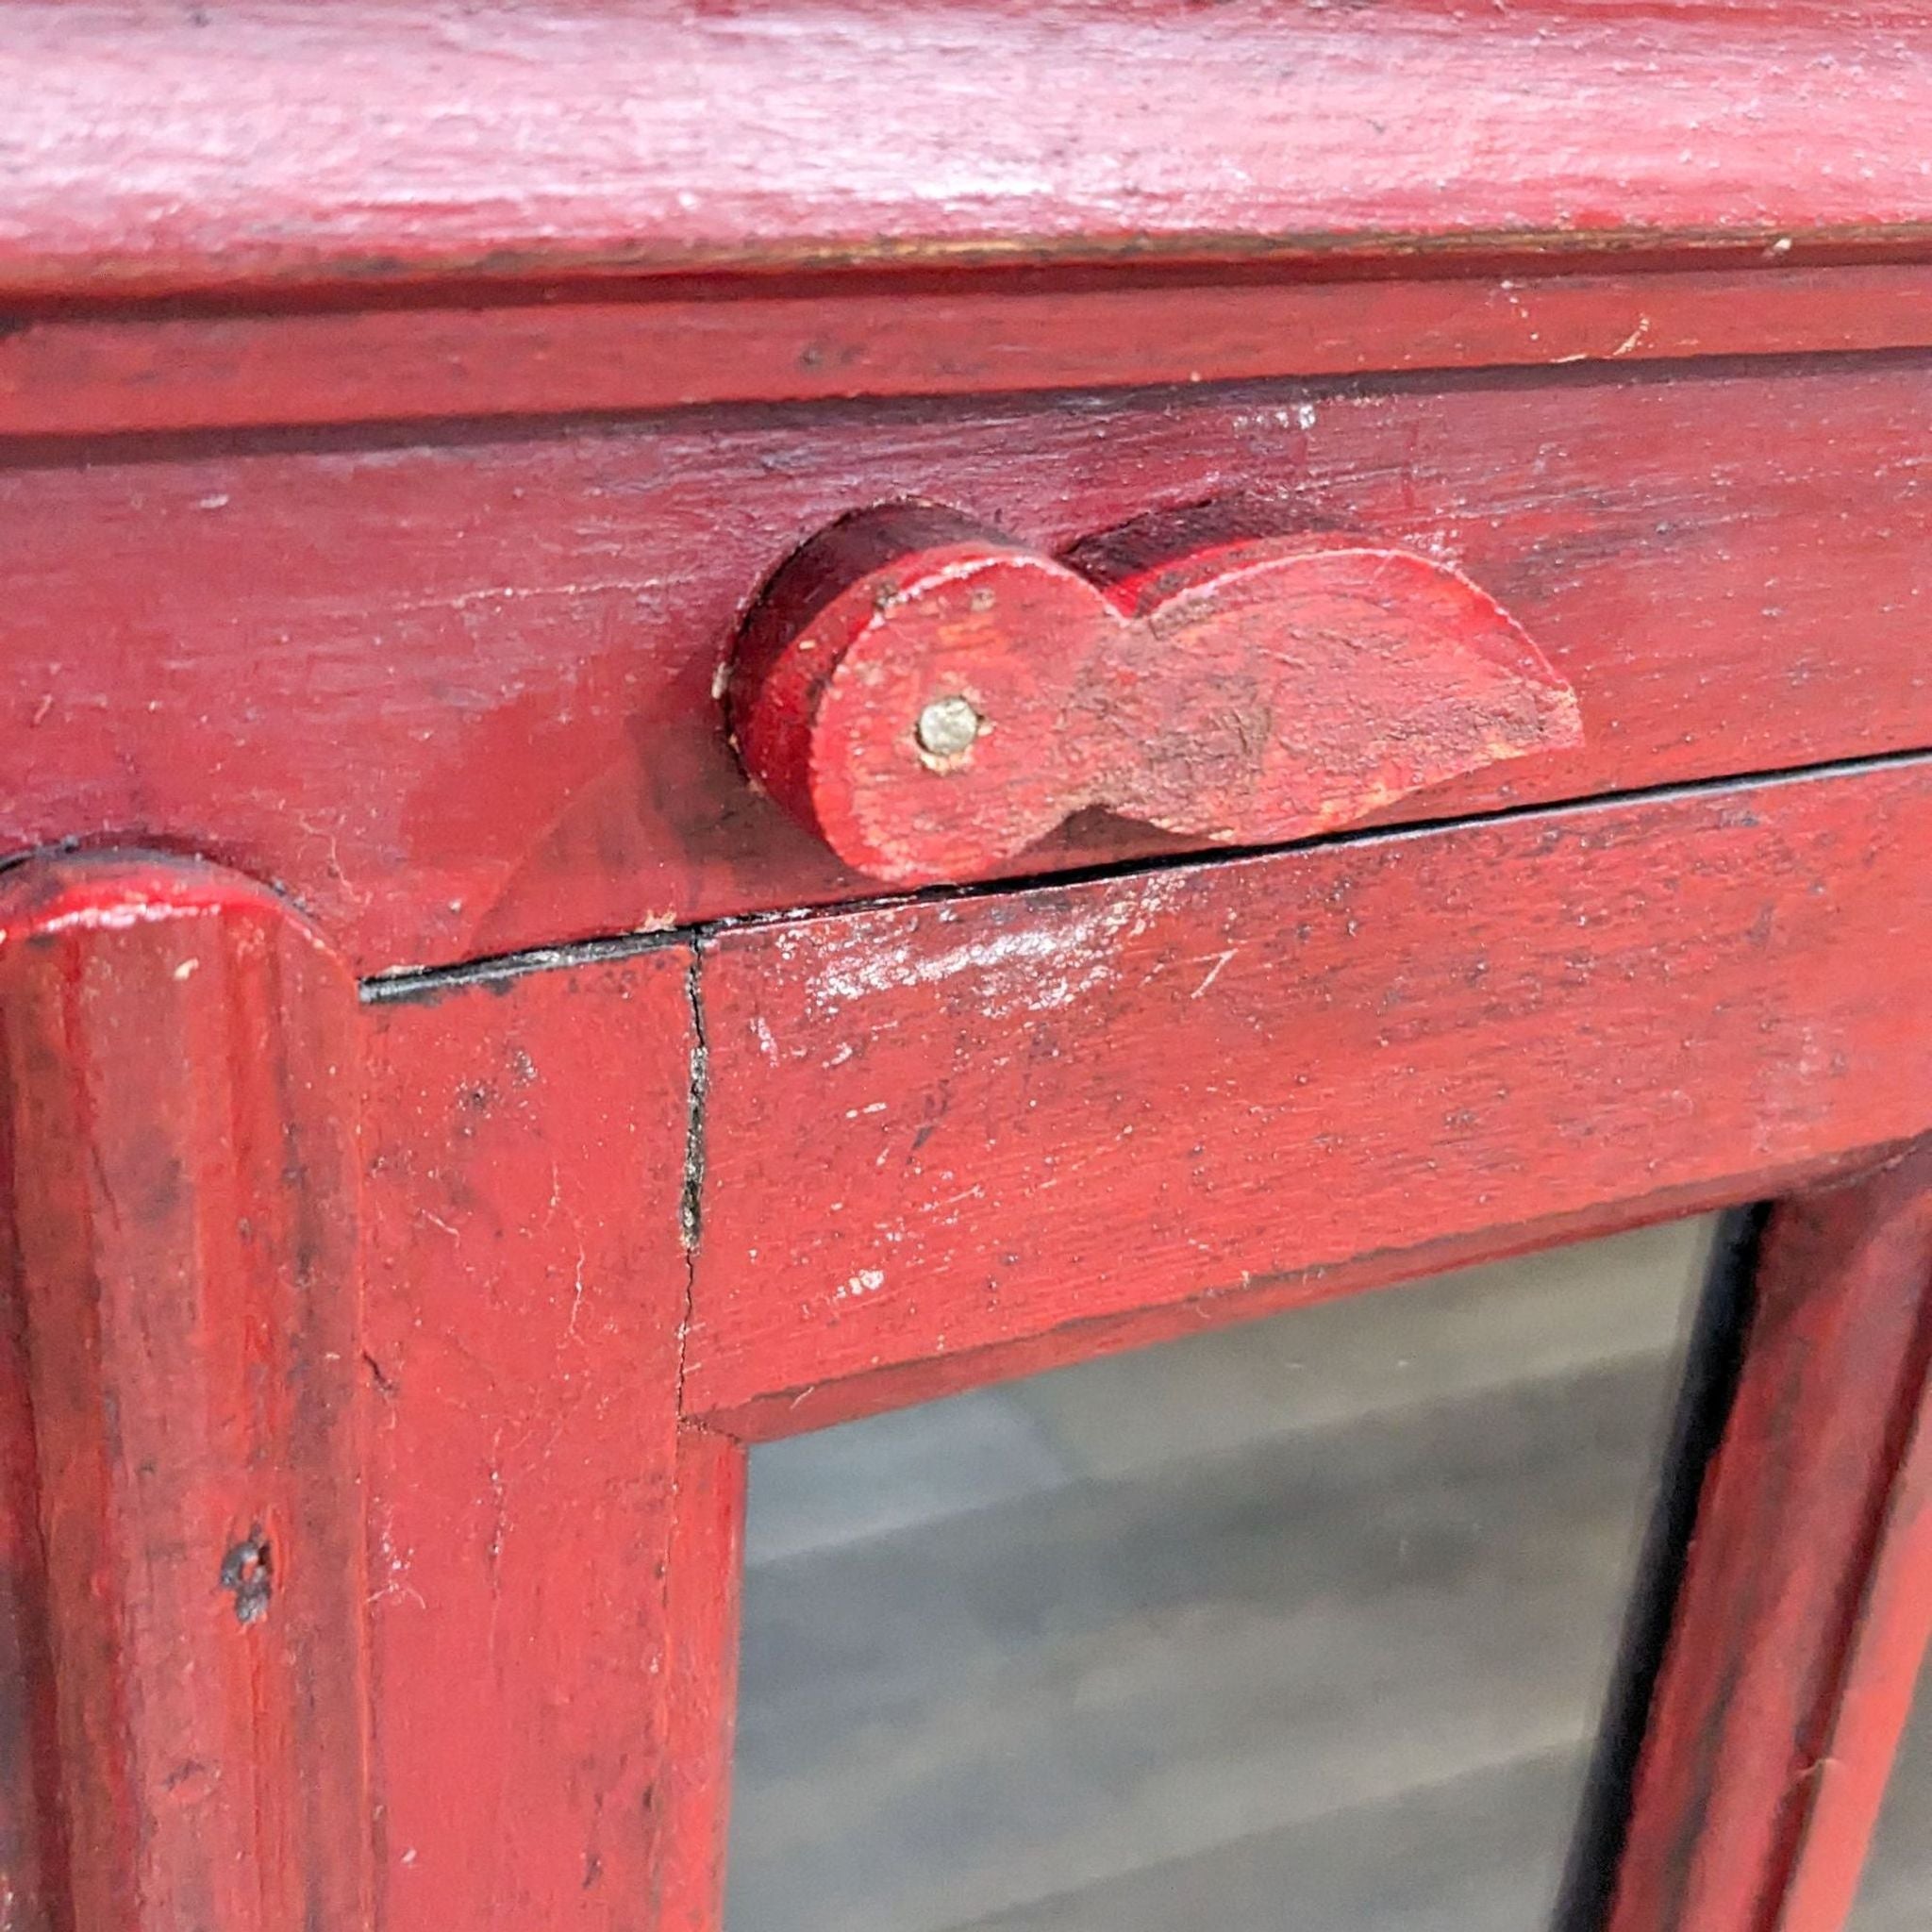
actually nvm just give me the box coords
[730,1219,1715,1932]
[1850,1660,1932,1930]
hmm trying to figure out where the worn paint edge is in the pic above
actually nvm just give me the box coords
[352,742,1932,998]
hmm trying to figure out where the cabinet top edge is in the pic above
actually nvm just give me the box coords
[7,0,1932,305]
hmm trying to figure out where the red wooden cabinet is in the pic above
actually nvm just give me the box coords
[5,5,1932,1928]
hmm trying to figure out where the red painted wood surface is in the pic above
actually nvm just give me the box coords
[0,855,369,1932]
[1778,1332,1932,1929]
[3,799,1927,1932]
[8,9,1932,1929]
[717,1176,1879,1446]
[686,756,1932,1422]
[9,264,1932,439]
[360,944,709,1932]
[5,3,1932,297]
[1607,1147,1932,1932]
[8,357,1932,969]
[656,1427,747,1932]
[732,504,1578,884]
[0,1169,58,1925]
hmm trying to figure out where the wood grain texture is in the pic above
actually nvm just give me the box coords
[0,854,369,1932]
[8,358,1932,970]
[658,1427,748,1932]
[9,264,1932,438]
[686,757,1932,1419]
[6,2,1932,297]
[1607,1144,1932,1932]
[0,1105,59,1928]
[730,504,1578,884]
[360,945,707,1932]
[710,1180,1853,1444]
[1779,1357,1932,1930]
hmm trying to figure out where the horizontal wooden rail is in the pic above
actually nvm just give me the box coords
[7,264,1932,438]
[11,357,1932,971]
[686,755,1932,1428]
[6,2,1932,298]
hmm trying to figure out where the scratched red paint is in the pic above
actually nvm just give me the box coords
[731,503,1578,883]
[1610,1148,1932,1932]
[8,362,1932,968]
[0,856,370,1932]
[687,759,1932,1424]
[7,3,1932,295]
[8,7,1932,1926]
[360,949,699,1932]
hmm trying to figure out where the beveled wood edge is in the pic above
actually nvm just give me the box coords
[690,1147,1909,1441]
[6,262,1932,441]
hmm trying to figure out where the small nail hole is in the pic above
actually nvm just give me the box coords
[219,1530,273,1625]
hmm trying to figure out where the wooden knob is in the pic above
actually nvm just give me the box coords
[729,502,1581,886]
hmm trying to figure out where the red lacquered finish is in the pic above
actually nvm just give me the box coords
[360,946,701,1932]
[689,757,1932,1424]
[10,358,1932,968]
[1610,1150,1932,1932]
[8,4,1932,1928]
[7,2,1932,295]
[0,857,369,1932]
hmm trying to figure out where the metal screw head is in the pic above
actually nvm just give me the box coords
[915,695,984,760]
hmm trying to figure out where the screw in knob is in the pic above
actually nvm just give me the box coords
[915,694,985,762]
[726,503,1581,885]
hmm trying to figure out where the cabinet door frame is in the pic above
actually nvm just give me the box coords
[8,760,1932,1932]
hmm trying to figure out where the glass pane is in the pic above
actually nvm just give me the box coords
[1850,1658,1932,1929]
[729,1218,1716,1932]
